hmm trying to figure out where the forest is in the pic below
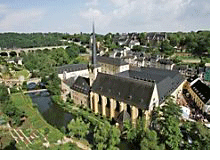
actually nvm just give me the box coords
[0,32,68,49]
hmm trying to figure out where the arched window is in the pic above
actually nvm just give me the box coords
[127,104,131,116]
[116,101,120,112]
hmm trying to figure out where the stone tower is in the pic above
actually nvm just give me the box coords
[88,22,99,86]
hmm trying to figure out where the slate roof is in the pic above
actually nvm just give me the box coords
[57,64,88,74]
[71,76,90,95]
[92,72,155,110]
[158,59,173,65]
[97,56,128,66]
[63,77,76,87]
[117,67,185,104]
[191,80,210,104]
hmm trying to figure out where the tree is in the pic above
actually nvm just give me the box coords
[93,122,121,150]
[140,129,165,150]
[160,40,174,56]
[0,84,9,104]
[181,121,210,150]
[123,118,163,150]
[153,97,183,150]
[68,117,90,139]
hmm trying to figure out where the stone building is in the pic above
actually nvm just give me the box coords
[96,56,129,75]
[183,77,210,114]
[90,72,159,125]
[57,63,89,81]
[58,22,186,126]
[71,76,90,106]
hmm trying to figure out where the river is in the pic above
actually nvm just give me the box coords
[28,91,133,150]
[28,92,73,129]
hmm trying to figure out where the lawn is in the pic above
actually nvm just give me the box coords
[10,93,64,144]
[13,69,30,79]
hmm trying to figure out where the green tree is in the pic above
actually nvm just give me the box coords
[0,84,9,104]
[160,40,174,56]
[93,122,120,150]
[140,129,165,150]
[181,121,210,150]
[68,117,90,139]
[153,97,183,150]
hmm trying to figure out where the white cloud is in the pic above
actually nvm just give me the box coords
[0,5,45,31]
[85,0,99,6]
[110,0,131,7]
[79,0,209,33]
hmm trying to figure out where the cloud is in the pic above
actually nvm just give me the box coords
[0,5,45,31]
[85,0,99,6]
[0,4,9,14]
[80,0,209,33]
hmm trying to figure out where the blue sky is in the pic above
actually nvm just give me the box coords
[0,0,210,34]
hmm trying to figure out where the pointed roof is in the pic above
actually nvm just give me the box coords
[116,110,131,124]
[92,21,96,65]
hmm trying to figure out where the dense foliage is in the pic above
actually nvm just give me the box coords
[0,32,67,49]
[0,84,25,126]
[167,31,210,54]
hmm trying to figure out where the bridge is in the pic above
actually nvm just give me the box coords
[0,45,69,57]
[23,89,48,94]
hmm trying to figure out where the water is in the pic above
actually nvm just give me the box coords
[28,91,132,150]
[28,92,73,129]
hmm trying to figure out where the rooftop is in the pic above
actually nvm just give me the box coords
[97,56,128,66]
[191,79,210,104]
[71,76,90,95]
[57,64,88,74]
[117,67,185,103]
[92,72,155,110]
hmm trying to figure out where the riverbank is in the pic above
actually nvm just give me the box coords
[8,93,86,149]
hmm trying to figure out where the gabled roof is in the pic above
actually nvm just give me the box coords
[92,72,155,110]
[191,79,210,104]
[117,67,185,104]
[115,110,131,124]
[57,64,87,74]
[97,56,128,66]
[63,77,75,87]
[71,76,90,95]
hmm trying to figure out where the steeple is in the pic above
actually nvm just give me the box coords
[92,21,96,65]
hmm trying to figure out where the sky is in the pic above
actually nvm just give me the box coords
[0,0,210,34]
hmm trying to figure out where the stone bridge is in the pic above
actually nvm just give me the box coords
[27,78,41,85]
[0,45,68,57]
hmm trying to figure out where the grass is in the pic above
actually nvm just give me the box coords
[13,69,29,79]
[10,93,64,144]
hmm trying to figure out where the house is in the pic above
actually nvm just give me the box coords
[71,76,90,106]
[57,64,89,81]
[183,78,210,114]
[96,56,129,75]
[156,59,175,70]
[146,32,167,43]
[129,40,140,49]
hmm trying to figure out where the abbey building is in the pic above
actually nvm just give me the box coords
[58,23,186,126]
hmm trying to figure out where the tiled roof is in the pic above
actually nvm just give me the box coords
[57,64,88,74]
[191,80,210,104]
[71,76,90,95]
[92,72,155,110]
[97,56,128,66]
[117,67,185,104]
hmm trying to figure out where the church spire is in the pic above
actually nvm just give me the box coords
[92,21,96,65]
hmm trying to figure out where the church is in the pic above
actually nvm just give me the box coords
[59,23,186,126]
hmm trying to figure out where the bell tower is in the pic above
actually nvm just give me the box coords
[88,21,99,86]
